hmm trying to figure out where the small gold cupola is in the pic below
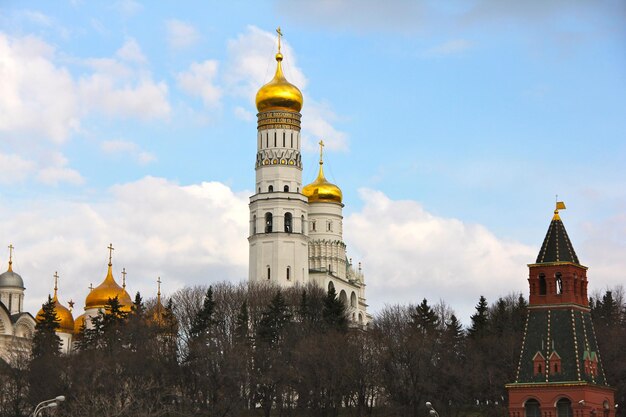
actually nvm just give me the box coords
[37,272,75,334]
[84,244,133,312]
[255,27,303,113]
[302,140,343,204]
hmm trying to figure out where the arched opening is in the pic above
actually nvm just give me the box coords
[554,363,559,373]
[539,274,547,295]
[524,399,541,417]
[339,290,348,306]
[556,272,563,294]
[284,185,289,192]
[253,215,257,234]
[267,267,271,280]
[311,221,316,232]
[268,185,274,192]
[284,212,292,233]
[265,212,273,233]
[351,291,357,308]
[328,281,335,293]
[286,266,290,281]
[301,215,305,233]
[358,313,363,324]
[556,398,573,417]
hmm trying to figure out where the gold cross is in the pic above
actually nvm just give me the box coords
[8,244,13,262]
[319,139,325,163]
[276,26,283,53]
[53,271,59,292]
[107,243,114,265]
[88,283,93,291]
[157,276,162,295]
[121,267,127,289]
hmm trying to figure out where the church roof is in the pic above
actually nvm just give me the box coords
[535,204,580,265]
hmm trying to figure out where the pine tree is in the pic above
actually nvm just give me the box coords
[190,286,216,339]
[234,300,250,345]
[411,298,439,333]
[32,296,62,358]
[322,286,348,333]
[468,295,489,339]
[257,290,292,346]
[132,291,144,316]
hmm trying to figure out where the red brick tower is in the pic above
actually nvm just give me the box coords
[506,203,615,417]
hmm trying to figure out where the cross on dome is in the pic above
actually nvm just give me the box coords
[107,243,114,265]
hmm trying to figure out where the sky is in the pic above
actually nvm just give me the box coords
[1,0,625,324]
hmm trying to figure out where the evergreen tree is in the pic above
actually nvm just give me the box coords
[234,300,250,344]
[322,286,348,332]
[468,295,489,339]
[190,286,215,339]
[132,291,144,316]
[257,290,292,346]
[32,296,62,358]
[411,298,439,333]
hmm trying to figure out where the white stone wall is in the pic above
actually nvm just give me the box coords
[0,287,24,314]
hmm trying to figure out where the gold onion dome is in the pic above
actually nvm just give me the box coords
[255,28,303,113]
[74,313,86,334]
[37,273,74,334]
[302,140,343,204]
[85,248,132,312]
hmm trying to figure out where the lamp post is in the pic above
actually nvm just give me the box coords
[32,396,65,417]
[426,401,440,417]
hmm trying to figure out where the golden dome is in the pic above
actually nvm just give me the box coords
[255,38,303,113]
[302,140,343,204]
[85,263,133,312]
[37,276,74,334]
[74,313,86,334]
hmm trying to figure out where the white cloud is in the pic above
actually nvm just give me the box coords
[116,38,147,64]
[4,177,249,315]
[234,106,254,122]
[344,189,536,322]
[0,153,36,184]
[100,139,156,165]
[427,39,473,56]
[0,33,80,143]
[166,19,200,50]
[36,152,84,186]
[176,60,222,108]
[301,99,348,151]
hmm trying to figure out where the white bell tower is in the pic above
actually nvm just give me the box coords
[248,28,310,286]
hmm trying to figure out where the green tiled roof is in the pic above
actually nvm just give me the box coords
[514,308,608,386]
[536,218,580,264]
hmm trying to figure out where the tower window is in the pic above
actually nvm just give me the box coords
[266,134,268,148]
[327,221,332,232]
[291,133,293,147]
[311,221,316,232]
[283,132,285,147]
[539,274,547,295]
[284,212,292,233]
[274,132,277,147]
[556,272,563,294]
[268,185,273,192]
[265,212,273,233]
[301,215,304,233]
[267,267,271,280]
[253,215,257,234]
[286,266,290,280]
[284,185,289,192]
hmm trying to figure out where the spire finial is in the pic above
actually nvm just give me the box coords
[68,299,74,311]
[122,267,127,289]
[157,276,162,297]
[276,26,283,54]
[107,243,114,266]
[88,283,93,292]
[8,243,14,272]
[319,139,325,165]
[53,271,59,296]
[553,200,566,221]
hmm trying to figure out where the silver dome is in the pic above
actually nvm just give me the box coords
[0,269,24,289]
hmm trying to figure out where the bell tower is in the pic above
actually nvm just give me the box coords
[248,28,310,286]
[506,203,615,417]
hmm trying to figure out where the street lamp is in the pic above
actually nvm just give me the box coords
[426,401,440,417]
[32,396,65,417]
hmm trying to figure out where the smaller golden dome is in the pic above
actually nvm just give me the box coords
[74,313,86,334]
[302,140,342,204]
[85,263,133,312]
[255,49,303,113]
[37,278,74,334]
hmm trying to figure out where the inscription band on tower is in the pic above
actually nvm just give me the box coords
[257,110,302,131]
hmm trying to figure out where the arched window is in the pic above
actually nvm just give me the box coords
[283,132,285,147]
[286,266,290,280]
[265,134,268,148]
[539,274,547,295]
[301,215,305,233]
[339,290,348,306]
[253,215,257,234]
[284,185,289,192]
[525,399,540,417]
[327,221,332,232]
[291,133,293,148]
[351,292,357,308]
[328,281,335,292]
[554,363,559,373]
[267,267,271,280]
[268,185,273,192]
[284,212,292,233]
[258,187,261,193]
[274,132,277,147]
[311,221,316,232]
[556,272,563,294]
[265,212,273,233]
[358,313,363,324]
[556,399,573,417]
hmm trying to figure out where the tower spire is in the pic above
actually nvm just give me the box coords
[8,243,14,272]
[122,267,127,289]
[552,200,566,221]
[53,271,59,298]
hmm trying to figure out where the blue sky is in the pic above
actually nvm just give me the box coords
[1,0,625,323]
